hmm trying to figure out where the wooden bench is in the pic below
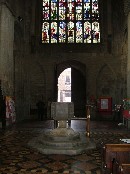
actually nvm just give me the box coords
[119,164,130,174]
[101,144,130,174]
[111,158,119,174]
[111,161,130,174]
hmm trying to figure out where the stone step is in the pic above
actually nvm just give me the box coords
[38,139,86,148]
[28,130,96,155]
[36,144,94,155]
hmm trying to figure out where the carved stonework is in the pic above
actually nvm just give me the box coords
[124,0,130,15]
[51,102,74,121]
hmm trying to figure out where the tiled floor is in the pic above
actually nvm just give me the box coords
[0,119,130,174]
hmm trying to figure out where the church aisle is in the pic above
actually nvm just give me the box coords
[0,120,130,174]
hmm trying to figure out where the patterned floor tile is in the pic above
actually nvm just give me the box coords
[0,120,130,174]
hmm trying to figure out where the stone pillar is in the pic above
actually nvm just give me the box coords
[0,2,14,96]
[127,12,130,97]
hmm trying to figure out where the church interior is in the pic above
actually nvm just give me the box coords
[0,0,130,173]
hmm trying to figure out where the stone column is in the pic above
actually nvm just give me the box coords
[0,2,14,96]
[127,12,130,97]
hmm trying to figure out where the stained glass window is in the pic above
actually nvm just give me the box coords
[42,0,100,43]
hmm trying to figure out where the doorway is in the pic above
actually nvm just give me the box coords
[56,61,86,118]
[57,68,71,102]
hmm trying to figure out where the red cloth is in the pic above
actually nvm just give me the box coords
[123,110,130,118]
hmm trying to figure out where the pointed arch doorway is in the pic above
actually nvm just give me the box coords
[55,61,86,118]
[58,68,71,102]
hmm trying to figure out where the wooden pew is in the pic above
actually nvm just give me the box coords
[111,161,130,174]
[111,158,119,174]
[101,144,130,174]
[119,164,130,174]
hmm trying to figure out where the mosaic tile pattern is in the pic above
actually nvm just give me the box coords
[0,120,130,174]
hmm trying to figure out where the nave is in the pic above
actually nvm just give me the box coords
[0,120,130,174]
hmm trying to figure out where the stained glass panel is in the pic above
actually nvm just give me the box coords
[68,22,74,43]
[43,0,49,20]
[92,21,100,43]
[51,22,58,43]
[92,0,99,21]
[76,0,82,20]
[42,22,49,43]
[84,21,91,43]
[76,21,83,43]
[84,0,91,20]
[67,0,75,20]
[59,21,66,42]
[51,0,58,20]
[42,0,100,43]
[59,0,66,20]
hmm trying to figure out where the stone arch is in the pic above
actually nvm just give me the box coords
[96,64,117,102]
[55,60,87,117]
[56,60,86,78]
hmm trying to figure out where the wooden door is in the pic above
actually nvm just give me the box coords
[71,68,86,117]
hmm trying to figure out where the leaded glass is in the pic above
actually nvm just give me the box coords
[59,21,66,42]
[42,22,49,43]
[92,21,100,43]
[76,0,82,20]
[67,0,75,20]
[84,0,91,20]
[42,0,100,43]
[51,0,57,20]
[43,0,49,20]
[59,0,66,20]
[68,21,74,43]
[84,21,91,43]
[51,22,58,43]
[76,21,83,43]
[92,0,99,21]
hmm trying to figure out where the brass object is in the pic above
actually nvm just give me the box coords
[86,105,90,138]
